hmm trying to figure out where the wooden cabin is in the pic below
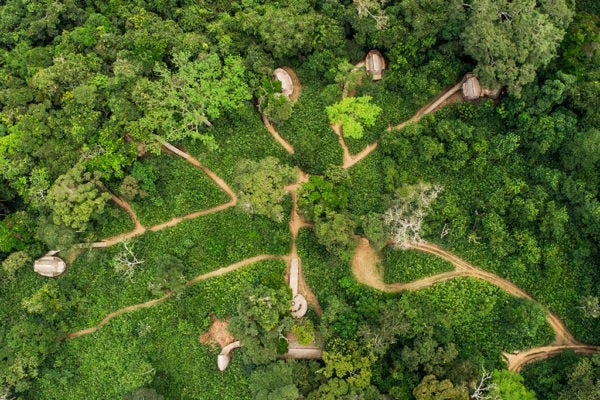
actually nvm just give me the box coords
[365,50,386,81]
[34,252,66,277]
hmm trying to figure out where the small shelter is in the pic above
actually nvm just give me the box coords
[217,341,241,371]
[273,68,294,98]
[33,251,66,277]
[462,74,482,100]
[365,50,386,81]
[288,258,307,318]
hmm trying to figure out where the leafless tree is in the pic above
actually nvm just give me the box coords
[112,241,144,280]
[471,369,499,400]
[354,0,389,30]
[384,183,443,249]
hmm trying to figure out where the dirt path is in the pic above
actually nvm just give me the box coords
[63,254,279,339]
[91,141,237,248]
[337,78,466,170]
[284,170,322,315]
[388,80,464,131]
[350,237,597,370]
[258,66,303,155]
[262,113,295,155]
[504,345,599,372]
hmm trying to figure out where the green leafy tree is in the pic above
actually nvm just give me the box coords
[319,339,378,391]
[21,282,65,320]
[326,96,382,139]
[2,250,31,280]
[488,370,537,400]
[297,173,349,221]
[249,361,299,400]
[461,0,573,96]
[235,157,297,223]
[119,175,148,201]
[413,374,468,400]
[400,0,466,41]
[131,51,251,149]
[559,354,600,400]
[580,296,600,318]
[244,3,344,60]
[314,212,357,261]
[291,319,315,345]
[46,164,111,232]
[263,93,293,125]
[229,285,293,365]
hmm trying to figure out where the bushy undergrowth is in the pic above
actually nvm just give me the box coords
[31,260,285,400]
[126,153,229,226]
[184,103,293,184]
[89,202,135,239]
[277,84,344,174]
[403,278,555,368]
[383,248,454,283]
[56,209,290,331]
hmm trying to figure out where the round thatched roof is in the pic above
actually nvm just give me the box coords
[365,50,386,81]
[217,340,241,371]
[462,74,482,100]
[273,68,294,98]
[33,254,66,277]
[291,294,308,318]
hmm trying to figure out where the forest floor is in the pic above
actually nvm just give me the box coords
[65,65,598,372]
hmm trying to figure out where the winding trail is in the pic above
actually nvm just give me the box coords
[91,141,237,248]
[350,237,598,371]
[284,171,321,315]
[63,254,279,339]
[336,76,466,170]
[262,114,295,155]
[259,66,303,155]
[503,345,599,372]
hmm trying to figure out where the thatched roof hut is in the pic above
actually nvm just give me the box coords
[273,68,294,98]
[217,341,241,371]
[462,74,482,100]
[34,252,66,277]
[365,50,386,81]
[291,294,308,318]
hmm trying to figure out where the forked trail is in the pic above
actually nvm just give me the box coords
[92,141,237,248]
[350,238,598,371]
[64,254,280,339]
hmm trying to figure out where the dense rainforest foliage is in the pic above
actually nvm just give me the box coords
[0,0,599,399]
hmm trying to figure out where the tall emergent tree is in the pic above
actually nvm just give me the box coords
[326,96,382,139]
[131,51,251,150]
[46,164,111,232]
[235,157,297,223]
[462,0,573,96]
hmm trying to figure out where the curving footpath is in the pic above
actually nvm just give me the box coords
[335,74,466,170]
[350,238,599,371]
[64,254,279,339]
[91,141,237,248]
